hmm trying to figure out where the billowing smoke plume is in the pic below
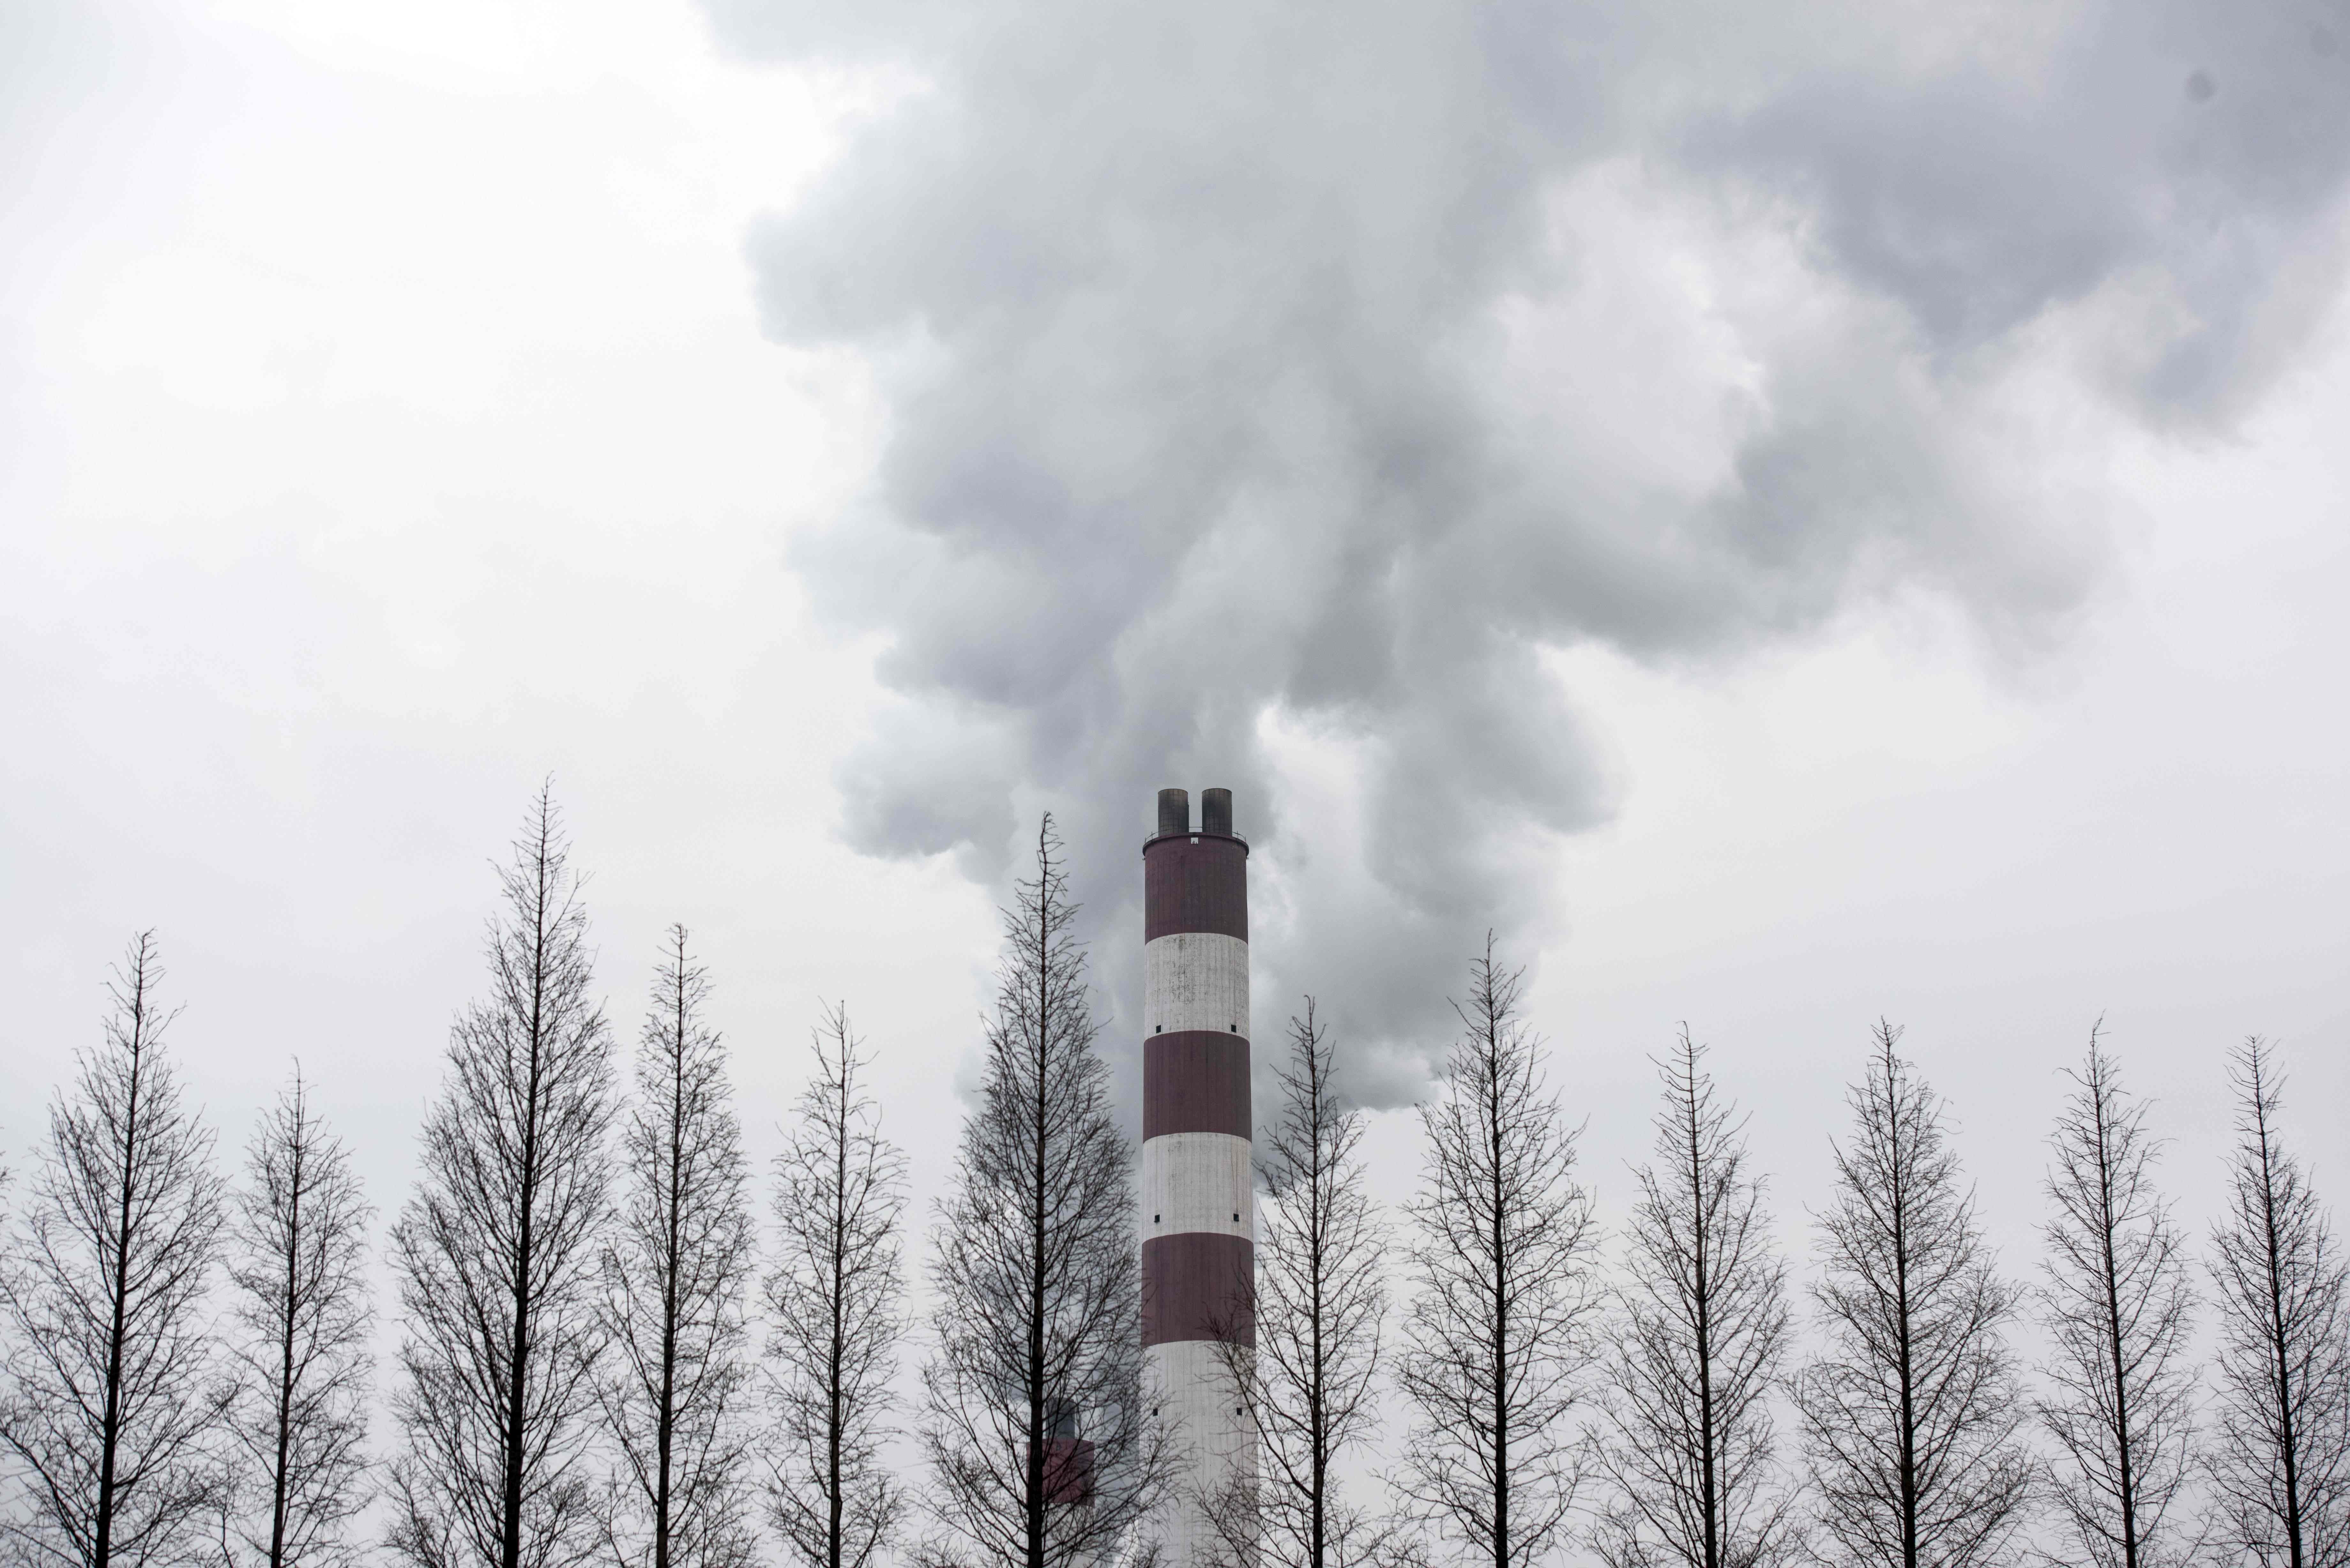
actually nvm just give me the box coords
[705,0,2350,1109]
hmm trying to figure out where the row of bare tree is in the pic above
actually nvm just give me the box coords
[0,794,911,1568]
[1209,965,2348,1568]
[2,794,2345,1568]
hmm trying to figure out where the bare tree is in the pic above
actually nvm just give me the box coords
[917,816,1165,1568]
[1202,1001,1401,1568]
[1396,937,1603,1568]
[2206,1037,2350,1568]
[766,1002,909,1568]
[0,933,229,1568]
[596,926,758,1568]
[387,788,618,1568]
[216,1068,377,1568]
[2035,1024,2199,1568]
[1793,1021,2032,1568]
[1590,1028,1799,1568]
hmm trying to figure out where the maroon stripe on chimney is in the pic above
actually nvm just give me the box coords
[1141,1232,1255,1348]
[1142,836,1248,942]
[1143,1031,1252,1140]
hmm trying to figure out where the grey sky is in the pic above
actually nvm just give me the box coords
[2,0,2346,1512]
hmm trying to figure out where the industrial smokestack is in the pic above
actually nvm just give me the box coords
[1199,787,1232,837]
[1158,787,1192,839]
[1141,787,1254,1565]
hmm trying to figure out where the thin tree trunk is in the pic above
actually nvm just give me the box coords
[502,872,553,1568]
[828,1086,849,1568]
[2096,1109,2142,1568]
[2261,1136,2306,1568]
[1686,1070,1719,1568]
[1028,941,1050,1568]
[268,1130,305,1568]
[654,1009,688,1568]
[1489,1054,1510,1568]
[92,999,147,1568]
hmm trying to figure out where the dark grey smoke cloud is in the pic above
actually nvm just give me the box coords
[704,0,2350,1111]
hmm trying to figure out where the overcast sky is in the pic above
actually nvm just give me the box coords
[4,0,2346,1496]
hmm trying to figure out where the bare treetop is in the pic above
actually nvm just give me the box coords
[0,933,230,1568]
[918,817,1165,1568]
[2035,1025,2200,1568]
[1397,937,1603,1568]
[387,788,618,1568]
[1795,1021,2032,1568]
[218,1067,378,1568]
[2207,1037,2350,1568]
[1592,1027,1799,1568]
[597,925,759,1568]
[767,1000,910,1568]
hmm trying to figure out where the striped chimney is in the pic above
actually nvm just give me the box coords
[1141,786,1255,1565]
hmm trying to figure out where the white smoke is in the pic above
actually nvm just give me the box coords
[704,0,2350,1111]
